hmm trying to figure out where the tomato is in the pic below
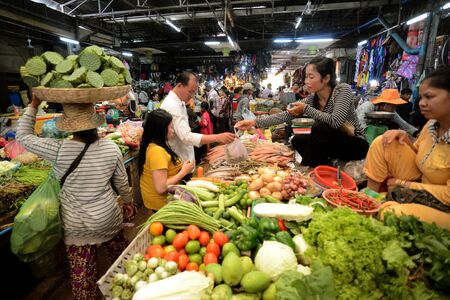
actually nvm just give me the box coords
[187,224,201,240]
[147,245,164,258]
[164,245,177,254]
[198,231,210,246]
[149,222,164,236]
[152,235,166,246]
[178,248,187,255]
[185,240,201,254]
[213,232,229,247]
[181,230,189,239]
[144,254,151,262]
[172,233,188,250]
[185,262,199,271]
[178,254,189,271]
[203,253,218,265]
[165,229,177,243]
[164,251,179,262]
[206,242,220,257]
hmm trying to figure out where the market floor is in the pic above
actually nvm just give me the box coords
[27,207,153,300]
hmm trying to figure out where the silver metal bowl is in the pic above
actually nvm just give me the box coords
[292,118,315,126]
[365,111,395,119]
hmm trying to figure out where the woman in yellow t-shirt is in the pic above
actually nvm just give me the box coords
[139,109,194,210]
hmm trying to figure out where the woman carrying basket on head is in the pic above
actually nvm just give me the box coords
[16,95,135,300]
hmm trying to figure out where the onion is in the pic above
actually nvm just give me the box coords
[266,182,282,193]
[259,187,271,197]
[248,191,261,200]
[261,173,275,183]
[271,191,283,200]
[273,176,283,183]
[249,178,264,191]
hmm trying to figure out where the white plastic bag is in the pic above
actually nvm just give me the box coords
[241,108,256,120]
[225,129,249,163]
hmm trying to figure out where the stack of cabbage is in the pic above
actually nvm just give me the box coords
[20,45,132,89]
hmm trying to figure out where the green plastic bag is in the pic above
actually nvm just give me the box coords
[365,125,388,144]
[10,176,62,262]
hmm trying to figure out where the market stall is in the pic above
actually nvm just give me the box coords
[96,129,449,300]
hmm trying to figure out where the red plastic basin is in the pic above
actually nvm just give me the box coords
[313,165,357,191]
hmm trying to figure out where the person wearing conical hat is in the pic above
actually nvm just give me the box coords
[356,88,418,136]
[16,96,135,299]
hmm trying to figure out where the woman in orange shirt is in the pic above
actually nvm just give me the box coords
[139,109,194,210]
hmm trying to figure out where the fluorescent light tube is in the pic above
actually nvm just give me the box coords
[295,17,302,29]
[358,40,367,46]
[442,2,450,9]
[204,41,221,45]
[274,39,293,43]
[166,19,181,32]
[217,21,225,32]
[406,13,429,25]
[295,38,333,43]
[59,37,79,45]
[122,52,133,57]
[227,35,235,48]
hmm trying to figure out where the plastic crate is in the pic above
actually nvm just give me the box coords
[97,223,151,298]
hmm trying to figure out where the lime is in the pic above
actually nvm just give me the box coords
[199,246,207,257]
[165,229,177,244]
[164,245,177,254]
[189,253,202,265]
[152,235,166,245]
[185,240,201,254]
[198,263,206,272]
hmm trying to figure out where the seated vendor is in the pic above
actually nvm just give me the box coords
[235,56,369,167]
[139,109,194,211]
[356,88,418,136]
[364,68,450,230]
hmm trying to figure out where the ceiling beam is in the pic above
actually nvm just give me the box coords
[81,0,389,20]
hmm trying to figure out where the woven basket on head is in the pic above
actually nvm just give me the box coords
[32,85,130,103]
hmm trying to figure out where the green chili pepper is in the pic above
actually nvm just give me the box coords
[275,231,296,250]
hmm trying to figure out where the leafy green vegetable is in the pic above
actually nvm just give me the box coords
[302,208,412,299]
[383,213,450,293]
[276,261,336,300]
[42,51,64,65]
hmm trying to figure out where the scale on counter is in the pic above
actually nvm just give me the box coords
[365,111,395,144]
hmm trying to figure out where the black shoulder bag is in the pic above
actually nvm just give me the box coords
[60,142,91,187]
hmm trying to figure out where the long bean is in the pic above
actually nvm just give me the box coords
[140,201,223,233]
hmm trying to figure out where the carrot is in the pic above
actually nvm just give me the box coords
[197,166,204,178]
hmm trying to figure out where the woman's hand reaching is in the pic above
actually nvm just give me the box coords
[287,102,305,117]
[181,160,195,175]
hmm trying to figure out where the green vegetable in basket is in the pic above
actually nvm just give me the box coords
[79,51,101,71]
[50,80,73,88]
[101,69,119,87]
[66,54,78,61]
[86,70,104,88]
[123,69,132,84]
[84,45,104,56]
[111,285,123,298]
[25,56,47,76]
[63,66,87,83]
[42,51,64,66]
[76,83,93,88]
[109,56,125,70]
[55,59,74,74]
[20,66,40,88]
[40,72,53,87]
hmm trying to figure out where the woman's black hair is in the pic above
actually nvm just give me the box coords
[308,56,337,87]
[201,101,210,110]
[423,67,450,93]
[73,128,99,144]
[138,109,179,175]
[234,86,243,94]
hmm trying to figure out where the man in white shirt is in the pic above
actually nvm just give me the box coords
[260,83,272,98]
[160,72,235,164]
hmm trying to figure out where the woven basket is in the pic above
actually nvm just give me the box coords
[32,85,130,104]
[97,223,151,298]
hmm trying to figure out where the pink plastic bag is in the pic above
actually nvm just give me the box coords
[3,140,27,159]
[118,121,143,149]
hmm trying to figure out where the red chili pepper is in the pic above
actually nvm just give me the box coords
[278,218,287,231]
